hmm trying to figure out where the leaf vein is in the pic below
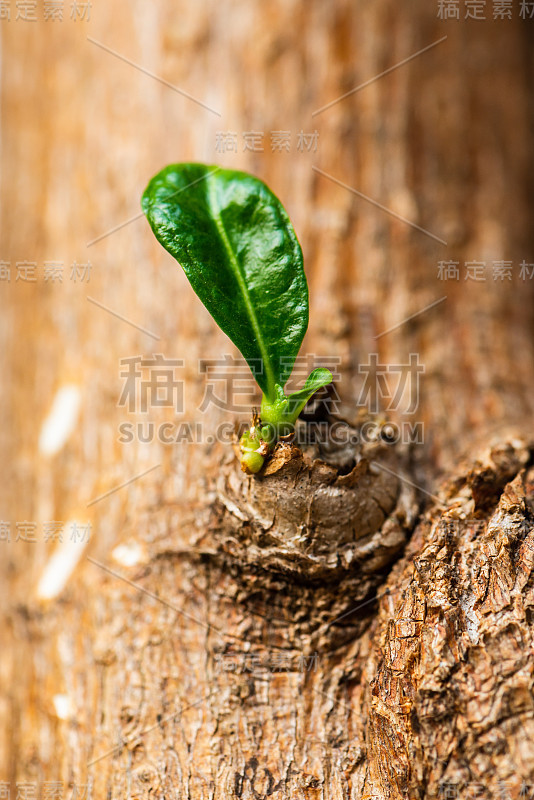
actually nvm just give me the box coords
[206,173,276,399]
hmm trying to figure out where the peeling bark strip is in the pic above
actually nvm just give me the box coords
[366,437,534,799]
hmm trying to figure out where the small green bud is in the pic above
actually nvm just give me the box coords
[239,428,260,452]
[241,451,265,474]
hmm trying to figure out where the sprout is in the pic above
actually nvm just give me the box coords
[142,163,332,474]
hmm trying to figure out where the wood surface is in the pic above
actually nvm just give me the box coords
[1,2,534,797]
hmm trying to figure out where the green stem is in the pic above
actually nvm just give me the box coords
[260,387,299,438]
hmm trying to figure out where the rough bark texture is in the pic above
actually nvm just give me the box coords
[1,1,534,798]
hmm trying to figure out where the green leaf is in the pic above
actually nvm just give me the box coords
[259,368,333,430]
[141,163,308,401]
[286,368,333,418]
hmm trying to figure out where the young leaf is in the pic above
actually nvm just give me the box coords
[285,367,333,418]
[259,368,333,431]
[141,163,308,401]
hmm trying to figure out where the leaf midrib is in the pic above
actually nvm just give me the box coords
[206,173,277,399]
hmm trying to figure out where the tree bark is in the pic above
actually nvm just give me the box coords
[1,2,534,798]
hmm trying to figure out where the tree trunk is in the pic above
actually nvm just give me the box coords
[2,2,534,798]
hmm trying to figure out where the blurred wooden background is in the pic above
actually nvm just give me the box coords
[1,1,534,796]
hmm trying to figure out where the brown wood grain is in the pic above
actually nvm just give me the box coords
[1,2,534,797]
